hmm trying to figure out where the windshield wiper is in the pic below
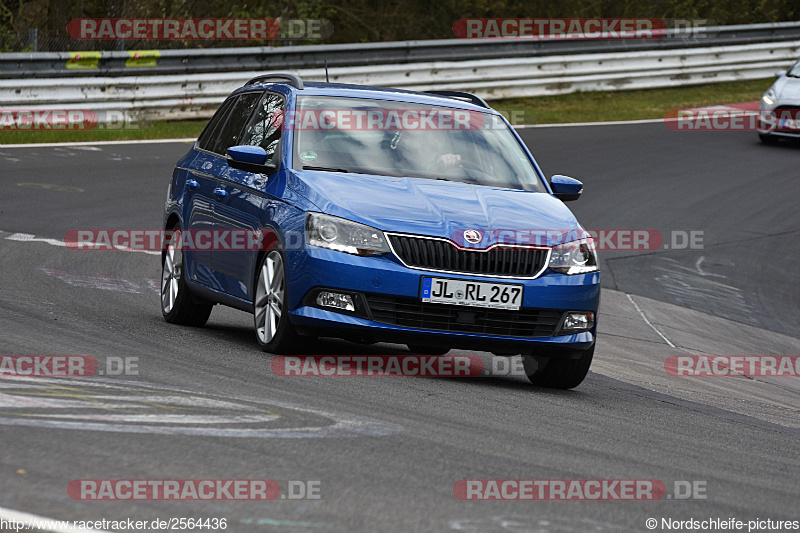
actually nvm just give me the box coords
[302,165,352,173]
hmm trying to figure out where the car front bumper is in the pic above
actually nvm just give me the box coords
[285,245,600,354]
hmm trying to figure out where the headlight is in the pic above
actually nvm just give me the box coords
[306,213,389,256]
[548,238,598,274]
[762,90,776,106]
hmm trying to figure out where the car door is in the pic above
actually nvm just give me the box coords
[183,97,236,287]
[212,92,286,301]
[187,91,262,297]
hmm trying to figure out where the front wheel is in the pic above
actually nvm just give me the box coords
[759,133,779,144]
[254,250,300,353]
[161,228,213,327]
[522,345,594,389]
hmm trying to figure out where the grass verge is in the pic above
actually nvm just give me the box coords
[0,119,207,145]
[492,78,771,125]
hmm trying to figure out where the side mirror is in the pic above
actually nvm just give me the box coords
[226,145,276,174]
[550,175,583,201]
[775,70,787,78]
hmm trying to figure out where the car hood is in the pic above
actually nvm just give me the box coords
[287,170,584,246]
[773,76,800,103]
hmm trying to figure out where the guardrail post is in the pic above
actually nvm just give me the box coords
[27,28,38,52]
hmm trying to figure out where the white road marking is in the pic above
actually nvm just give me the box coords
[89,394,248,409]
[0,376,402,438]
[41,268,144,294]
[694,256,726,278]
[653,257,756,326]
[515,104,758,129]
[450,515,642,532]
[145,278,162,293]
[516,114,758,129]
[0,138,195,148]
[626,293,676,348]
[4,231,160,255]
[516,118,666,128]
[22,413,280,425]
[6,232,67,247]
[0,505,111,533]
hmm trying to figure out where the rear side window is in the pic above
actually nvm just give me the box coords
[196,97,236,152]
[240,93,286,160]
[207,92,262,156]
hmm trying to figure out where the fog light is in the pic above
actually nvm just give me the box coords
[559,312,595,334]
[316,292,355,312]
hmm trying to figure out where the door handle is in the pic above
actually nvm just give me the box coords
[186,179,198,189]
[214,188,228,199]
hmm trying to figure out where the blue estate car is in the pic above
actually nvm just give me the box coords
[162,73,600,389]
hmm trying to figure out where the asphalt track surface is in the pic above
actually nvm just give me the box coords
[0,124,798,533]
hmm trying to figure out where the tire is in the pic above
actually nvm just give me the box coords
[161,227,213,327]
[407,344,450,355]
[254,249,300,353]
[522,345,594,389]
[759,133,779,144]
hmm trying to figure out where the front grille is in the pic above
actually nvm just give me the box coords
[366,294,563,337]
[388,234,548,278]
[773,105,800,132]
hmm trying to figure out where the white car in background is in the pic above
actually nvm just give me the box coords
[759,59,800,144]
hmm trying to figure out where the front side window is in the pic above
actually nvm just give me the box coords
[240,93,286,160]
[196,97,236,152]
[207,92,262,156]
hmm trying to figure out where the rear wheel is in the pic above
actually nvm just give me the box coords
[522,345,594,389]
[161,228,212,327]
[254,249,300,353]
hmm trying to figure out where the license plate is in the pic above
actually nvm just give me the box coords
[421,277,523,310]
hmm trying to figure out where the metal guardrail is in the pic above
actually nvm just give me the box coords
[1,24,798,123]
[2,21,800,78]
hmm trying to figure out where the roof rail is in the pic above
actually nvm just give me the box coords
[245,73,304,89]
[424,90,489,109]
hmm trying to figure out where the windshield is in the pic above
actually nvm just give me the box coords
[291,95,546,192]
[788,61,800,77]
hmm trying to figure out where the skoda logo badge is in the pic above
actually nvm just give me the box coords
[463,229,482,244]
